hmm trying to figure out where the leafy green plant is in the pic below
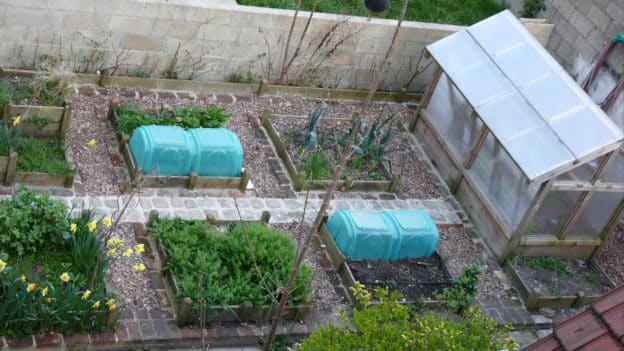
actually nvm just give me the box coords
[134,71,150,78]
[16,138,73,176]
[0,124,24,156]
[436,264,484,314]
[298,285,517,351]
[24,114,51,130]
[520,0,546,18]
[30,71,72,107]
[115,105,231,135]
[0,185,69,257]
[303,151,332,180]
[301,103,328,153]
[226,70,258,84]
[0,80,11,110]
[151,219,313,311]
[518,255,571,279]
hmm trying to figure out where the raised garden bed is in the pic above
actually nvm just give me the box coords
[107,103,250,190]
[503,256,615,311]
[317,221,452,308]
[0,68,72,142]
[261,109,401,192]
[146,211,313,325]
[0,144,74,188]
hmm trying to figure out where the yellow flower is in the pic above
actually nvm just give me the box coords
[19,275,26,283]
[88,139,95,147]
[87,220,97,232]
[134,244,145,255]
[134,263,146,272]
[41,286,49,296]
[27,283,36,292]
[0,259,6,272]
[13,116,21,126]
[107,249,116,256]
[107,238,114,247]
[115,239,123,248]
[93,300,100,309]
[103,216,112,227]
[82,290,91,300]
[70,223,77,234]
[122,248,133,257]
[60,272,70,282]
[106,298,115,306]
[46,297,52,303]
[109,303,118,311]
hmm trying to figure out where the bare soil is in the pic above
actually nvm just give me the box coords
[348,253,453,300]
[511,257,614,297]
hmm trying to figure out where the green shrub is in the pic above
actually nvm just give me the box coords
[0,80,11,110]
[115,105,231,135]
[151,219,313,310]
[520,0,546,18]
[436,264,484,314]
[298,285,517,351]
[0,124,24,156]
[0,185,69,257]
[16,138,73,176]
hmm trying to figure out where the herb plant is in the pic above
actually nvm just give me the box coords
[436,264,484,314]
[16,138,73,176]
[115,105,231,135]
[151,219,314,311]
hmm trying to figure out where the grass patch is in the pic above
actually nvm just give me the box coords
[236,0,507,25]
[16,138,73,176]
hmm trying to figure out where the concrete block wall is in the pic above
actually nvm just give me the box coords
[0,0,464,91]
[545,0,624,81]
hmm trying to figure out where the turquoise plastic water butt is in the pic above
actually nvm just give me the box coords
[326,209,438,260]
[188,128,243,177]
[129,125,195,176]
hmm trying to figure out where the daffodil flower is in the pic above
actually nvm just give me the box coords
[103,216,112,227]
[60,272,70,282]
[122,248,133,257]
[42,286,49,296]
[108,249,116,256]
[93,300,100,309]
[0,259,6,272]
[106,298,115,306]
[134,263,146,272]
[13,116,21,126]
[82,290,91,300]
[106,238,115,247]
[87,220,97,232]
[27,283,36,292]
[70,223,77,234]
[19,275,26,283]
[88,139,95,147]
[115,239,123,248]
[109,303,118,311]
[134,244,145,255]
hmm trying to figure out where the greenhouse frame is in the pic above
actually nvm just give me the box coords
[410,11,624,263]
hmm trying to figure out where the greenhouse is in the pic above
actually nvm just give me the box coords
[410,11,624,262]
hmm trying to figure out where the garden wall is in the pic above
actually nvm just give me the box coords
[0,1,548,92]
[544,0,624,81]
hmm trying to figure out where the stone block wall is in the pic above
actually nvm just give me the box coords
[545,0,624,81]
[0,0,463,91]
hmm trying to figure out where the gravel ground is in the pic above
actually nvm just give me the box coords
[66,86,623,316]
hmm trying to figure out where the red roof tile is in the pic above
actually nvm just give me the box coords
[593,286,624,315]
[603,304,624,339]
[555,310,607,350]
[525,285,624,351]
[524,335,563,351]
[577,334,624,351]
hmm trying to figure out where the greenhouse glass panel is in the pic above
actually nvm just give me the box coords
[568,192,624,239]
[601,150,624,183]
[425,74,480,161]
[476,92,574,180]
[529,191,582,236]
[469,133,537,229]
[427,10,624,182]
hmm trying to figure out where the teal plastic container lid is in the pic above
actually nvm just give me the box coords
[129,125,195,176]
[326,209,438,260]
[188,128,243,177]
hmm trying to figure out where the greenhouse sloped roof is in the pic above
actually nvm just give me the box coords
[427,10,624,182]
